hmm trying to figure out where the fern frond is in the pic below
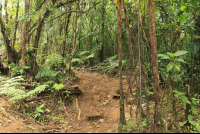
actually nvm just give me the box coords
[0,76,49,103]
[53,83,64,91]
[37,68,59,79]
[27,85,49,97]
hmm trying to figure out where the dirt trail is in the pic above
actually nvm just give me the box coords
[0,69,135,133]
[66,69,133,133]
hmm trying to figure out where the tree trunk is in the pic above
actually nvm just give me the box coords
[0,10,19,64]
[12,0,20,48]
[62,6,72,57]
[21,0,29,67]
[148,0,166,133]
[4,0,8,24]
[68,0,79,75]
[117,0,126,133]
[99,0,105,63]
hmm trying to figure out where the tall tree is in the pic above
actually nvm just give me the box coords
[68,0,79,75]
[99,0,105,63]
[21,0,30,67]
[117,0,126,132]
[148,0,166,132]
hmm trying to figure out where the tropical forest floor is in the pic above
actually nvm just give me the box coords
[0,68,137,133]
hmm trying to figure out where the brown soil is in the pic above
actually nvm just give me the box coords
[0,69,136,133]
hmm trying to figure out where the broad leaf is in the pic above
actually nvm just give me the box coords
[181,96,191,104]
[174,65,181,72]
[23,66,30,69]
[167,62,174,72]
[157,54,170,59]
[175,59,185,63]
[85,53,95,60]
[196,123,200,132]
[188,115,193,121]
[179,121,187,127]
[174,50,188,57]
[188,42,200,54]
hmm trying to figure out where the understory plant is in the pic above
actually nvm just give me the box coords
[158,50,200,132]
[0,76,48,103]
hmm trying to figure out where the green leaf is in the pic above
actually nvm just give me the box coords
[180,6,186,11]
[158,54,170,59]
[79,51,90,56]
[190,121,196,126]
[188,115,193,121]
[71,58,80,63]
[173,90,184,96]
[39,104,44,109]
[174,50,188,57]
[174,65,181,72]
[167,52,173,57]
[179,121,187,127]
[53,83,64,91]
[188,42,200,54]
[85,53,95,60]
[181,96,191,104]
[196,123,200,132]
[46,109,51,113]
[167,62,174,72]
[37,109,43,113]
[20,69,23,74]
[23,66,30,69]
[175,59,185,63]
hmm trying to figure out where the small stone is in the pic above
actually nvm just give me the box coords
[108,95,111,98]
[99,119,104,123]
[103,102,108,105]
[105,100,109,102]
[116,105,118,107]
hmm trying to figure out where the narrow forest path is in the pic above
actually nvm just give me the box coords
[66,69,134,133]
[0,69,135,133]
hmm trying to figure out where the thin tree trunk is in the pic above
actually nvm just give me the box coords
[12,0,20,48]
[0,9,19,64]
[117,0,126,133]
[62,5,72,57]
[99,0,105,63]
[4,0,8,24]
[148,0,166,133]
[21,0,29,67]
[68,0,79,75]
[138,0,142,131]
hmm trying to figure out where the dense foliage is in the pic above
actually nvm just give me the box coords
[0,0,199,133]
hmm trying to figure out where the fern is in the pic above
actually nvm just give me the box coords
[53,83,64,91]
[71,58,81,63]
[79,51,90,56]
[85,53,95,60]
[0,76,49,103]
[104,55,118,62]
[37,67,59,79]
[45,53,64,71]
[27,85,49,97]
